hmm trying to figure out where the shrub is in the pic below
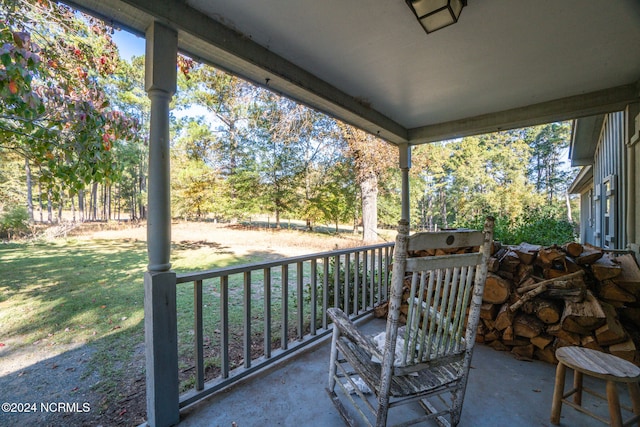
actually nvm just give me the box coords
[456,209,577,246]
[0,206,29,239]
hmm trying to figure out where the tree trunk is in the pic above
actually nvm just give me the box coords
[57,196,63,222]
[24,158,34,223]
[71,196,76,222]
[38,181,43,222]
[360,171,378,242]
[47,189,53,224]
[78,190,85,222]
[91,182,98,221]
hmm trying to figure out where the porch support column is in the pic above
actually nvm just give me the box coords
[144,22,179,427]
[399,142,412,224]
[626,102,640,253]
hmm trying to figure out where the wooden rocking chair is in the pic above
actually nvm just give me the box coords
[327,217,494,427]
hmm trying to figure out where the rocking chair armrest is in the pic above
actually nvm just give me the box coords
[327,308,383,361]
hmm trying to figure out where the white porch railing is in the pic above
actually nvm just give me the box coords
[176,242,394,408]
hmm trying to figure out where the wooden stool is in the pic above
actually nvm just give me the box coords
[551,346,640,427]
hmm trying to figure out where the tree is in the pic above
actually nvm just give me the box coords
[177,64,255,219]
[171,118,224,219]
[249,92,312,227]
[339,124,396,242]
[0,0,141,219]
[525,122,572,204]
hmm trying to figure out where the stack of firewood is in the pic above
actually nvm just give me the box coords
[478,242,640,364]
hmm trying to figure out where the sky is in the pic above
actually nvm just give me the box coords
[112,29,145,61]
[111,29,215,123]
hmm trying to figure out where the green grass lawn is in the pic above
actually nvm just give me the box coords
[0,236,284,399]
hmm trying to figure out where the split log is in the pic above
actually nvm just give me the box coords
[608,339,636,363]
[513,243,541,265]
[597,279,636,303]
[488,340,510,351]
[574,244,603,265]
[534,346,557,364]
[595,302,627,346]
[530,334,554,350]
[502,325,514,342]
[495,303,514,331]
[561,290,606,334]
[536,246,565,268]
[480,302,498,320]
[580,335,603,351]
[591,254,622,281]
[516,263,535,285]
[562,242,583,258]
[547,323,582,346]
[483,273,511,304]
[522,299,562,324]
[484,329,501,343]
[513,314,544,339]
[488,256,500,273]
[619,307,640,329]
[511,344,535,360]
[482,318,496,331]
[499,250,521,273]
[613,254,640,297]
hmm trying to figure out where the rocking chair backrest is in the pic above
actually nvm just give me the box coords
[384,218,494,373]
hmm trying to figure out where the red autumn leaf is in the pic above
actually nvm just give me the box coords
[0,343,5,347]
[8,80,18,94]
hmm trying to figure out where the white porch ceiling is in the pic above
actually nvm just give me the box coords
[65,0,640,145]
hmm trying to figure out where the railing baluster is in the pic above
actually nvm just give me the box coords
[353,252,360,315]
[333,254,340,309]
[310,259,317,335]
[377,247,383,305]
[281,264,289,350]
[384,246,390,300]
[194,279,204,391]
[322,256,329,329]
[370,249,375,308]
[243,271,251,369]
[264,268,272,359]
[362,250,368,308]
[296,261,304,340]
[344,253,350,315]
[220,275,229,378]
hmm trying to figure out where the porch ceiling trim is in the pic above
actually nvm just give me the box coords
[64,0,409,144]
[568,165,593,195]
[408,83,640,144]
[65,0,640,146]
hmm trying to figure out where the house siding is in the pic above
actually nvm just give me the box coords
[591,112,626,249]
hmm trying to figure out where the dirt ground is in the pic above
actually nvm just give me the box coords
[1,221,389,426]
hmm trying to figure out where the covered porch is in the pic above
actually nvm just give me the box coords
[177,316,624,427]
[61,1,640,425]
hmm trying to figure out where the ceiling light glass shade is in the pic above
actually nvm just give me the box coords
[407,0,465,33]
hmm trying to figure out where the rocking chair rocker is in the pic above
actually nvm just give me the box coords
[327,217,494,427]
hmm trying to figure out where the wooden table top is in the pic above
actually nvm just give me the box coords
[556,346,640,382]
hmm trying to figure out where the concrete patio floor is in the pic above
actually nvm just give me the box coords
[178,318,635,427]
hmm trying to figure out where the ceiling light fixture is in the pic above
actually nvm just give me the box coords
[406,0,467,34]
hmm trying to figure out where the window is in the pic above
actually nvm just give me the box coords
[603,175,617,248]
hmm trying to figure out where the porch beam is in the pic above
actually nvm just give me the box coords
[408,83,640,144]
[144,21,179,427]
